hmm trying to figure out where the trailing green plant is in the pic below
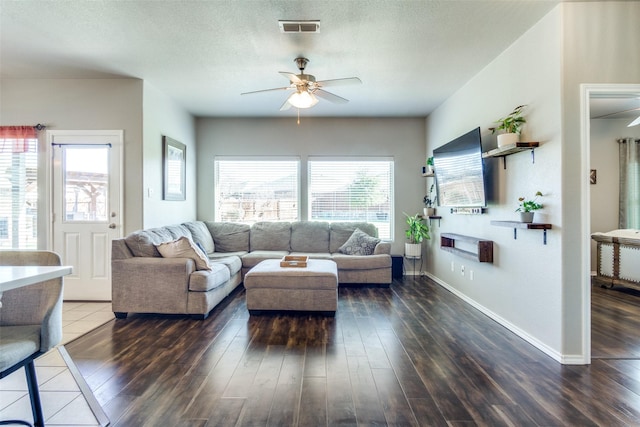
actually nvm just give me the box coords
[427,156,434,167]
[423,183,437,208]
[516,191,543,212]
[404,212,430,243]
[490,104,527,135]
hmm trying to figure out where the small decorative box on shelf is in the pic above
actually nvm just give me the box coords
[280,255,308,268]
[490,221,552,245]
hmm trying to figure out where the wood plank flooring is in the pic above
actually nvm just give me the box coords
[65,277,640,426]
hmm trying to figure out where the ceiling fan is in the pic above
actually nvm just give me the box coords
[241,57,362,111]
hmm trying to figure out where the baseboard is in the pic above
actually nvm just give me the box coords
[423,272,587,365]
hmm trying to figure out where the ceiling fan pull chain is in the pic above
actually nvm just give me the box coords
[297,108,300,125]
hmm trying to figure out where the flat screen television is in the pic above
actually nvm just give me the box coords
[433,127,487,208]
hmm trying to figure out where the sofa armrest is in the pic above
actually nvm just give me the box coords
[374,241,391,255]
[112,256,197,314]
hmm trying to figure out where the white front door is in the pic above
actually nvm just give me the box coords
[50,130,123,300]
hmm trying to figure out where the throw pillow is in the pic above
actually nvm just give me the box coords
[338,228,380,256]
[156,236,212,271]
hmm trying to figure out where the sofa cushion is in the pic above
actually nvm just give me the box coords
[182,221,215,254]
[331,253,392,270]
[125,225,190,257]
[338,228,380,256]
[210,256,242,277]
[250,222,291,251]
[290,221,330,253]
[156,236,212,271]
[329,222,379,253]
[189,263,231,292]
[241,250,290,269]
[205,222,250,252]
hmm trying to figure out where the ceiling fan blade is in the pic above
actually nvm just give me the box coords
[279,72,302,84]
[316,77,362,87]
[279,98,293,111]
[314,89,349,104]
[241,86,291,95]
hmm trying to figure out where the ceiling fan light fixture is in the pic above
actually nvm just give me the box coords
[287,91,318,109]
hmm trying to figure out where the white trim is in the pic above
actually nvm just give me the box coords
[580,84,640,365]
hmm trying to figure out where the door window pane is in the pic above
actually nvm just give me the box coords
[63,147,109,222]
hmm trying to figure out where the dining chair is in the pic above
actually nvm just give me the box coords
[0,250,64,427]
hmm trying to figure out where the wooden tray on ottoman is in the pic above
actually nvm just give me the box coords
[280,255,308,268]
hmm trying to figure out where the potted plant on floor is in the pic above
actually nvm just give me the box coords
[404,212,430,258]
[516,191,543,223]
[490,104,527,148]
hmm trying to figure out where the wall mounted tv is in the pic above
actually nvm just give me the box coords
[433,127,487,209]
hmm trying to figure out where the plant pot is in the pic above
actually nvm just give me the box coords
[497,132,519,148]
[405,243,422,258]
[520,211,534,223]
[425,207,436,217]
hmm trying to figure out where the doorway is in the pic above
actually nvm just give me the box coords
[582,84,640,361]
[49,130,123,300]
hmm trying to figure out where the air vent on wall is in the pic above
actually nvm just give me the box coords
[279,20,320,33]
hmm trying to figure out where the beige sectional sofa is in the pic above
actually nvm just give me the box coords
[111,221,392,319]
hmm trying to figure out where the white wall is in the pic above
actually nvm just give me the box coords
[196,117,426,255]
[425,8,564,359]
[589,119,640,271]
[0,78,144,238]
[142,82,196,229]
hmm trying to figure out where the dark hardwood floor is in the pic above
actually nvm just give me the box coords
[66,277,640,426]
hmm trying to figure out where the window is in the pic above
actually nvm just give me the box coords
[214,157,300,223]
[308,158,393,239]
[0,135,38,248]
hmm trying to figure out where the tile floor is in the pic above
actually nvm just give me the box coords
[0,302,113,426]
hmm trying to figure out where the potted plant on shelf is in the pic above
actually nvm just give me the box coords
[516,191,543,223]
[490,104,527,148]
[423,184,437,217]
[404,212,430,258]
[426,156,434,174]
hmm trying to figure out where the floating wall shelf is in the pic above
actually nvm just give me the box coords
[440,233,493,263]
[482,142,539,169]
[491,221,552,245]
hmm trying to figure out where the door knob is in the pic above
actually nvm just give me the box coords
[109,223,116,229]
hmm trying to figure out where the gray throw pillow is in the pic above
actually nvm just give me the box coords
[338,228,380,256]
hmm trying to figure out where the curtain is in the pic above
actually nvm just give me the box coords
[0,126,37,153]
[618,138,640,229]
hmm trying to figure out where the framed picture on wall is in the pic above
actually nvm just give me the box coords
[163,136,186,201]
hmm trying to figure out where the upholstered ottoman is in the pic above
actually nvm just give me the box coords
[244,259,338,315]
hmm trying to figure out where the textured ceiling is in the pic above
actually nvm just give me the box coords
[1,0,635,120]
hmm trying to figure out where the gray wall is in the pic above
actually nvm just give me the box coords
[561,1,640,361]
[425,8,564,359]
[142,82,197,229]
[425,1,640,363]
[196,117,426,255]
[0,78,144,239]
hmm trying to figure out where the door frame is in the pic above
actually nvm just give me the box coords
[45,130,124,248]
